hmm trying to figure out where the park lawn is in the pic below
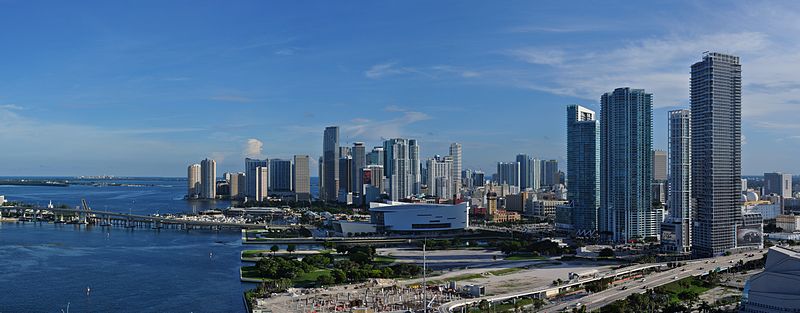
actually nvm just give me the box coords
[293,269,332,287]
[656,277,713,303]
[241,266,262,279]
[240,266,331,287]
[242,250,268,258]
[489,267,524,276]
[504,253,546,261]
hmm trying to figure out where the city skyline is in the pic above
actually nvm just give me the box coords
[1,2,800,176]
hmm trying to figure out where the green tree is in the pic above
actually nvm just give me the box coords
[270,245,279,256]
[316,273,335,286]
[599,248,615,258]
[287,244,297,255]
[331,269,347,283]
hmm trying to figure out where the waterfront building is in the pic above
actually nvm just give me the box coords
[600,87,655,243]
[541,160,559,187]
[449,143,462,197]
[334,202,469,235]
[255,166,269,201]
[200,158,217,199]
[292,155,310,201]
[269,159,292,192]
[352,142,366,194]
[229,172,245,199]
[187,163,201,198]
[691,52,742,257]
[567,105,600,236]
[384,138,413,201]
[764,172,792,199]
[245,158,269,199]
[426,155,453,200]
[667,109,692,253]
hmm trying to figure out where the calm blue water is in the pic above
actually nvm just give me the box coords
[0,178,304,313]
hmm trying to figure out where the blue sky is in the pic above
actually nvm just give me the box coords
[0,1,798,176]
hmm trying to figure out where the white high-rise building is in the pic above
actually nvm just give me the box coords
[449,143,462,198]
[200,158,217,199]
[187,164,201,198]
[427,155,453,199]
[409,139,421,195]
[255,166,269,201]
[384,138,413,201]
[668,109,692,253]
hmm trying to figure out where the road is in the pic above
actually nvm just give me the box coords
[438,250,764,313]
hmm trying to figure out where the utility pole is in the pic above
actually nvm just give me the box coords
[423,237,427,313]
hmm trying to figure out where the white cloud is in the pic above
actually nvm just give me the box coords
[243,138,264,158]
[365,62,480,80]
[365,62,411,79]
[343,110,431,141]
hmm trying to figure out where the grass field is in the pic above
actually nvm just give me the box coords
[655,276,713,303]
[488,267,524,276]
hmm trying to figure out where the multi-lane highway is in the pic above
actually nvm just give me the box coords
[438,250,763,313]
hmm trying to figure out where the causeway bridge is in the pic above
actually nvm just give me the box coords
[0,201,272,230]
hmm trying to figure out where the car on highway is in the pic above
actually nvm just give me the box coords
[621,286,628,290]
[641,285,647,289]
[672,276,678,279]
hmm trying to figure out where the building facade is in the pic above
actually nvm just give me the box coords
[255,166,269,201]
[764,172,792,199]
[269,159,292,192]
[449,143,462,197]
[200,158,217,199]
[245,158,269,199]
[187,163,201,198]
[426,155,453,200]
[567,105,600,237]
[691,53,742,257]
[600,87,655,242]
[323,126,340,202]
[668,109,692,253]
[293,155,310,201]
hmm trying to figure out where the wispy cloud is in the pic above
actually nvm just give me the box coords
[365,62,481,79]
[341,109,431,141]
[210,95,254,103]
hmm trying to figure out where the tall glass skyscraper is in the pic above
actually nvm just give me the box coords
[668,109,692,253]
[600,88,655,243]
[691,52,742,257]
[269,159,292,192]
[323,126,340,202]
[384,138,412,201]
[567,105,599,236]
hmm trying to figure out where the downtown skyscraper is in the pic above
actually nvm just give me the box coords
[322,126,340,202]
[691,52,742,257]
[292,155,311,201]
[187,163,201,198]
[667,109,692,253]
[384,138,413,201]
[245,158,269,199]
[449,143,462,198]
[600,88,656,242]
[516,154,540,191]
[567,105,599,236]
